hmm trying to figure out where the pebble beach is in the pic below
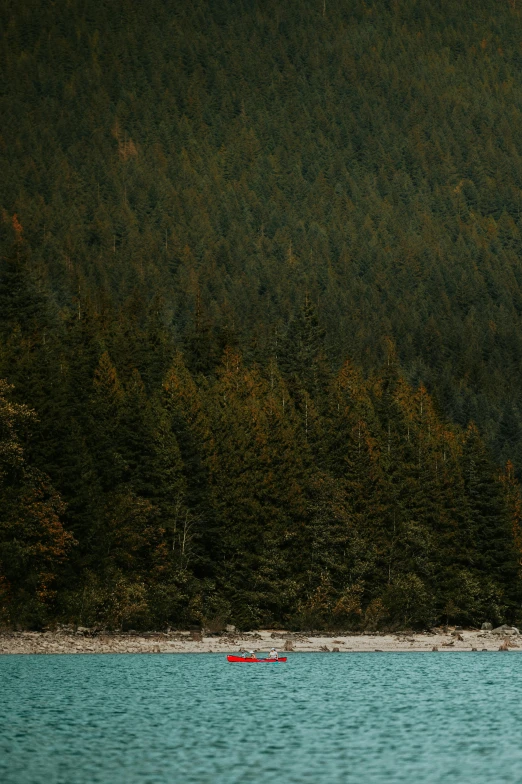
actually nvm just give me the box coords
[1,626,520,655]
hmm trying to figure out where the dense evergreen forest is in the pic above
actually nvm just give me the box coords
[2,0,522,630]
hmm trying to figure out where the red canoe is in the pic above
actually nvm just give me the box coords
[227,655,287,663]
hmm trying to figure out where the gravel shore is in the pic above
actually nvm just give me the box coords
[0,628,519,654]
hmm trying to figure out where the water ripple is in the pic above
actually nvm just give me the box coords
[1,652,522,783]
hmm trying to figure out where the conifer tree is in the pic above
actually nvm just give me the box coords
[460,423,520,619]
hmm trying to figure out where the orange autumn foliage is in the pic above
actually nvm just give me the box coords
[12,213,22,241]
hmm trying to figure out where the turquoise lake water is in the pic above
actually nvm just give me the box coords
[1,652,522,783]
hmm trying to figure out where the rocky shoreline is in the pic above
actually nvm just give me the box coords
[1,625,521,654]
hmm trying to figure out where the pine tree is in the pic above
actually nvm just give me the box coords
[461,423,520,620]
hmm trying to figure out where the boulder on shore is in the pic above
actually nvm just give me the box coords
[491,625,519,635]
[481,622,493,631]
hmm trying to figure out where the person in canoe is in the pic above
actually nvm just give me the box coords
[268,648,279,660]
[247,650,257,659]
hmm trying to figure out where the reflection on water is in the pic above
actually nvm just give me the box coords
[1,652,522,783]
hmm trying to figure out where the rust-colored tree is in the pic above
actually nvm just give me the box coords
[0,380,74,627]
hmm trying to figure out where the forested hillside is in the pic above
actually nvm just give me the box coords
[2,0,522,630]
